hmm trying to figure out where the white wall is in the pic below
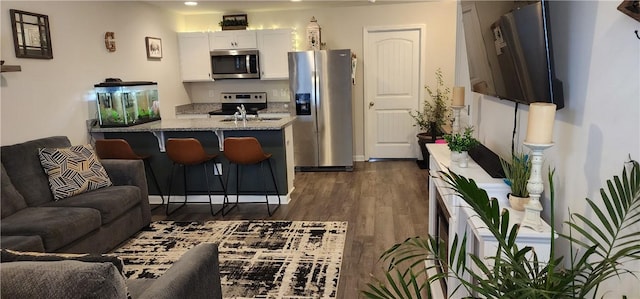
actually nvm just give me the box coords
[458,1,640,296]
[0,1,189,146]
[179,1,458,160]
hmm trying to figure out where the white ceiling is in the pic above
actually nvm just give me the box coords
[145,0,424,15]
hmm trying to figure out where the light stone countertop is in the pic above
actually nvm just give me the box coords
[90,116,296,133]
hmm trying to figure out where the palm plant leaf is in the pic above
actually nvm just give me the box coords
[560,159,640,298]
[363,159,640,299]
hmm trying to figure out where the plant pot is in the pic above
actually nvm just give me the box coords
[222,25,247,30]
[417,132,434,161]
[450,150,464,162]
[508,193,530,211]
[458,151,469,168]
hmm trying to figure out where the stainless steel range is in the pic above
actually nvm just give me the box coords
[208,92,267,116]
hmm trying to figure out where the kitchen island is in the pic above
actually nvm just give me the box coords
[90,116,296,205]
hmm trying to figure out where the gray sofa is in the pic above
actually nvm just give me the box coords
[1,136,151,253]
[1,243,223,299]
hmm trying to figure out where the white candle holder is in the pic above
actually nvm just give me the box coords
[451,105,464,134]
[521,142,554,231]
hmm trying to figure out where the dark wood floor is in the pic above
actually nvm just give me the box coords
[151,160,430,298]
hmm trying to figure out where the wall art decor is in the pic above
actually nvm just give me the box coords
[145,37,162,59]
[105,32,116,52]
[618,0,640,22]
[10,9,53,59]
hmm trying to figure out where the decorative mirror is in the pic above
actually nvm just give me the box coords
[10,9,53,59]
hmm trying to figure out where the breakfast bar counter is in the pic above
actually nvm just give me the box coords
[91,116,296,132]
[90,116,296,206]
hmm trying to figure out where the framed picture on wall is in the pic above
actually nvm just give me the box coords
[145,37,162,59]
[10,9,53,59]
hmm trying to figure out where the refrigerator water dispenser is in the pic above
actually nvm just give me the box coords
[295,93,311,115]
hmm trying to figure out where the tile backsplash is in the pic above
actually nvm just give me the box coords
[187,80,291,103]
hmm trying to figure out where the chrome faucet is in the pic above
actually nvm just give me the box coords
[236,104,247,121]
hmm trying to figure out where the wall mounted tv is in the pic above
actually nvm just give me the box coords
[461,0,564,109]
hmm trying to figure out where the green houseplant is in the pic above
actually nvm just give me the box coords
[410,68,451,139]
[443,127,479,167]
[219,17,248,30]
[363,159,640,299]
[411,69,452,167]
[442,127,479,153]
[500,150,532,210]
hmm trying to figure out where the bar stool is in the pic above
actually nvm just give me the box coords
[165,138,228,216]
[223,137,281,216]
[95,139,165,209]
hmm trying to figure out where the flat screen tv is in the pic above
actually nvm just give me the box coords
[460,0,564,109]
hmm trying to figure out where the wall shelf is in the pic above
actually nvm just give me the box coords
[1,65,22,72]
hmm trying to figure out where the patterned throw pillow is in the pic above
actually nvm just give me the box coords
[38,144,112,200]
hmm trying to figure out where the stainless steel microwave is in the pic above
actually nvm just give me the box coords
[210,49,260,79]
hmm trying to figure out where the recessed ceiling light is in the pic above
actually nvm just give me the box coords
[291,0,302,2]
[184,1,198,6]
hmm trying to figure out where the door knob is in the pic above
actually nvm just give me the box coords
[369,101,375,108]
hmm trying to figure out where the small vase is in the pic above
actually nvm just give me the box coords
[450,151,463,162]
[508,193,530,211]
[457,151,469,168]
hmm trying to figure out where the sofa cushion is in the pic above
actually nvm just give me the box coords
[1,260,127,299]
[1,136,71,206]
[42,185,141,224]
[0,235,45,252]
[39,144,113,200]
[1,207,102,252]
[0,248,125,274]
[1,163,28,218]
[126,279,155,298]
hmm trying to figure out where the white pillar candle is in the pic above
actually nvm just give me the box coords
[452,86,465,107]
[525,102,556,144]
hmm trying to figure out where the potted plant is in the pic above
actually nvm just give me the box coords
[410,68,451,139]
[500,150,532,211]
[363,159,640,299]
[442,126,479,167]
[219,15,249,30]
[410,69,452,166]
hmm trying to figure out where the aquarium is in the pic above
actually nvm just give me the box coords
[95,81,160,127]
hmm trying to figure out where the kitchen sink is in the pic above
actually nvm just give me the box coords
[219,117,282,122]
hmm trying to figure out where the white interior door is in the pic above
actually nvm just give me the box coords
[364,25,424,159]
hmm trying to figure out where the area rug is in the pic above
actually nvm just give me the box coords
[112,220,348,299]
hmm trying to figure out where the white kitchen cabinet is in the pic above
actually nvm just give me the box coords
[177,32,212,82]
[209,30,257,50]
[257,29,294,80]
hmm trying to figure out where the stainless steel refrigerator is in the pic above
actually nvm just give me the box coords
[288,49,353,171]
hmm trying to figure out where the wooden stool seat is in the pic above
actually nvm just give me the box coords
[223,137,272,165]
[166,138,218,165]
[95,139,148,160]
[165,138,228,216]
[223,137,281,216]
[95,139,165,208]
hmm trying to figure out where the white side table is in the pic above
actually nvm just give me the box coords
[426,144,554,298]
